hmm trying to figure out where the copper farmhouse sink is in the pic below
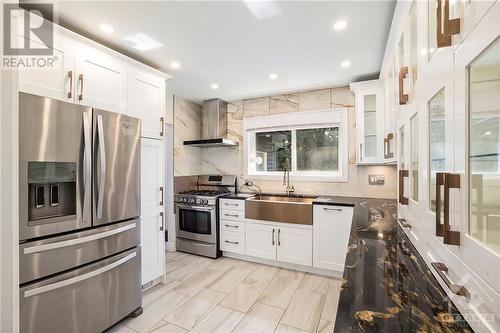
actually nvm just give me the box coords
[245,194,317,225]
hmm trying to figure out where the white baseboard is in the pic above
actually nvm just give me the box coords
[223,252,344,278]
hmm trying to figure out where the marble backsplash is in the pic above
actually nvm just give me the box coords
[175,86,397,199]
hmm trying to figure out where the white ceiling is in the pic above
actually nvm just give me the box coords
[51,1,396,103]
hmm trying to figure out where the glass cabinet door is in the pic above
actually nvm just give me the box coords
[429,89,446,213]
[411,114,419,202]
[363,94,377,159]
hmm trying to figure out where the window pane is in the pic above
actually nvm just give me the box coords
[429,89,446,213]
[254,131,291,172]
[411,114,419,201]
[364,94,377,158]
[468,37,500,254]
[296,127,339,171]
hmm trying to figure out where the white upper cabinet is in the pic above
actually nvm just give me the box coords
[350,80,387,164]
[128,69,166,139]
[17,22,75,102]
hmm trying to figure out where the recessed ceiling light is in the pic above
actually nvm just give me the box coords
[123,32,163,51]
[211,83,219,90]
[341,60,351,68]
[99,24,114,34]
[170,61,180,69]
[269,73,278,80]
[333,20,347,31]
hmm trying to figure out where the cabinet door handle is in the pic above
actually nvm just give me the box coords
[272,229,275,245]
[359,143,363,162]
[278,229,281,246]
[67,71,73,99]
[323,207,342,212]
[225,224,239,229]
[384,133,394,159]
[160,212,164,231]
[224,202,239,206]
[399,67,409,105]
[225,240,239,245]
[431,262,469,298]
[443,173,460,246]
[435,172,446,237]
[437,0,460,48]
[160,187,164,206]
[399,170,409,205]
[78,74,84,101]
[160,117,164,137]
[224,214,239,218]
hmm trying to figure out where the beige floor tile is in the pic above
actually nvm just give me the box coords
[233,303,284,333]
[281,290,325,332]
[208,266,252,294]
[297,274,330,295]
[104,323,136,333]
[142,279,182,306]
[166,254,199,273]
[148,320,187,333]
[206,257,240,272]
[190,305,245,333]
[321,279,342,321]
[221,264,280,312]
[166,251,188,263]
[174,268,223,296]
[316,319,334,333]
[259,269,305,309]
[164,288,226,330]
[167,257,214,281]
[125,290,188,332]
[274,323,310,333]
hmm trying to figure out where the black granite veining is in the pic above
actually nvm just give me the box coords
[320,197,474,333]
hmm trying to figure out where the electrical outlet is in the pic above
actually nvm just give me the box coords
[368,175,385,185]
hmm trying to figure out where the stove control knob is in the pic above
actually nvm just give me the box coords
[182,198,188,203]
[202,199,207,205]
[189,199,196,204]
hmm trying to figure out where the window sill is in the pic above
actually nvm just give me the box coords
[244,174,349,183]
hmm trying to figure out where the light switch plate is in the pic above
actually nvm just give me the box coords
[368,175,385,185]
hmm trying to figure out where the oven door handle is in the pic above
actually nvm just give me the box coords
[176,205,214,212]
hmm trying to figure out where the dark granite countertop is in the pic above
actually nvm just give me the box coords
[326,196,473,333]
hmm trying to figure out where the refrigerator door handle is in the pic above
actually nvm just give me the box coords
[23,252,137,298]
[96,114,106,219]
[82,112,91,223]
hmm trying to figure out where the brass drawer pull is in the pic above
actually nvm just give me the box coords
[431,262,469,298]
[399,170,409,205]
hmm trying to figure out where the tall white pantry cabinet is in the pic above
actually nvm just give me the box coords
[15,11,172,288]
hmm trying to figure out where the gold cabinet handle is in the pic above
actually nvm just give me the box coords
[436,0,461,48]
[78,74,84,101]
[67,71,73,99]
[431,262,469,298]
[399,67,409,105]
[160,117,164,137]
[443,173,460,245]
[399,170,409,205]
[160,186,164,206]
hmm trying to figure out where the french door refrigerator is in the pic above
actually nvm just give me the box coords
[18,92,142,333]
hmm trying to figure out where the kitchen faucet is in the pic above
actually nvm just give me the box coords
[283,167,295,195]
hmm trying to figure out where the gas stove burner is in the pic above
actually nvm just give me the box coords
[179,190,230,197]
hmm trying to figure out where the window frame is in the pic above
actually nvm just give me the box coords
[243,109,349,182]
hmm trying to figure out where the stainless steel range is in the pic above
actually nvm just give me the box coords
[175,175,236,258]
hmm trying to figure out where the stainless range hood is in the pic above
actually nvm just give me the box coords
[183,98,239,148]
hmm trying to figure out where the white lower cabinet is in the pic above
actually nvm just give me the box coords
[313,205,354,271]
[140,138,165,285]
[277,226,312,266]
[245,223,277,260]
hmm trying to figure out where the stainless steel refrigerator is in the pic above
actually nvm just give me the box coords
[18,92,142,333]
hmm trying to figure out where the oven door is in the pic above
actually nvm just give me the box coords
[176,205,216,243]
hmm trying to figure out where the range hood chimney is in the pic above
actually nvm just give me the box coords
[183,98,239,148]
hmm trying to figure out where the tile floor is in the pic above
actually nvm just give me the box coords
[108,252,342,333]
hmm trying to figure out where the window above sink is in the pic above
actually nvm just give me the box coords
[244,109,348,182]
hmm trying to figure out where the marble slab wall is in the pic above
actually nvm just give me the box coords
[174,96,203,176]
[197,86,396,199]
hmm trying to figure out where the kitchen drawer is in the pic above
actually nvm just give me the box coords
[220,199,245,211]
[221,219,245,233]
[220,209,245,222]
[220,229,245,254]
[20,247,141,333]
[19,219,140,284]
